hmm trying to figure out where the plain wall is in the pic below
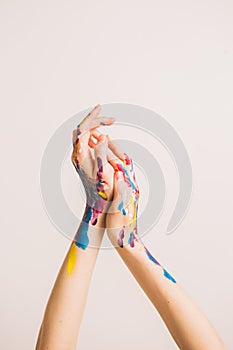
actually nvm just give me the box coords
[0,0,232,349]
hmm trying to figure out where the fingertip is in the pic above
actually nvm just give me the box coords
[100,117,115,126]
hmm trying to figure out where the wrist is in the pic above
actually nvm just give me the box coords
[83,203,107,227]
[106,221,139,249]
[73,204,106,250]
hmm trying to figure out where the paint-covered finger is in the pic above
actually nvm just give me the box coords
[90,116,116,128]
[123,152,134,173]
[107,157,120,172]
[79,105,115,134]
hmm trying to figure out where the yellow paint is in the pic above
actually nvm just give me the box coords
[98,191,107,199]
[67,242,77,276]
[129,195,136,226]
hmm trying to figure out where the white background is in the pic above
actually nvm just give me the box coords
[0,0,233,349]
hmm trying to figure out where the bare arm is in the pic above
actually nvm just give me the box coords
[36,105,115,350]
[35,223,104,350]
[114,240,226,350]
[105,136,226,350]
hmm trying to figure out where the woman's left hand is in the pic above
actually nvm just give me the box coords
[71,105,115,248]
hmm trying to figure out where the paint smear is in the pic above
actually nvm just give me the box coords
[67,242,77,276]
[144,246,176,283]
[128,231,135,247]
[98,190,107,199]
[118,200,127,215]
[117,226,125,248]
[75,206,92,249]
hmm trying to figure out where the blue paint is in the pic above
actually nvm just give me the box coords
[118,201,127,215]
[163,269,176,283]
[128,231,135,247]
[145,247,176,283]
[122,165,136,190]
[145,247,160,265]
[118,201,123,211]
[75,205,92,250]
[117,163,136,191]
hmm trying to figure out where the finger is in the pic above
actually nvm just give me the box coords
[89,116,115,130]
[79,104,115,134]
[78,104,102,132]
[91,131,118,164]
[93,135,108,200]
[106,135,134,174]
[71,128,93,171]
[90,129,101,138]
[88,129,102,148]
[88,137,96,149]
[107,157,120,172]
[94,134,108,165]
[123,152,134,173]
[106,135,125,162]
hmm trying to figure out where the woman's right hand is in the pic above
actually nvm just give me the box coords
[105,136,140,248]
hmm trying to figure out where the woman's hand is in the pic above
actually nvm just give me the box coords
[105,136,140,248]
[71,105,115,249]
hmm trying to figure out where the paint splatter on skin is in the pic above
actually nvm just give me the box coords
[144,246,176,283]
[124,152,131,166]
[75,205,92,249]
[113,155,175,283]
[115,163,136,190]
[71,108,115,253]
[67,242,77,276]
[118,200,127,215]
[115,154,140,249]
[74,158,108,249]
[117,226,125,248]
[128,231,136,247]
[96,157,108,201]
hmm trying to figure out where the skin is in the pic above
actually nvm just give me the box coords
[105,136,226,350]
[36,105,226,350]
[71,105,115,250]
[36,105,115,350]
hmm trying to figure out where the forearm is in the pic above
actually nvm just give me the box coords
[113,238,226,350]
[36,215,105,350]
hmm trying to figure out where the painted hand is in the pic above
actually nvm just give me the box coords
[71,105,115,249]
[105,136,140,248]
[104,136,176,283]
